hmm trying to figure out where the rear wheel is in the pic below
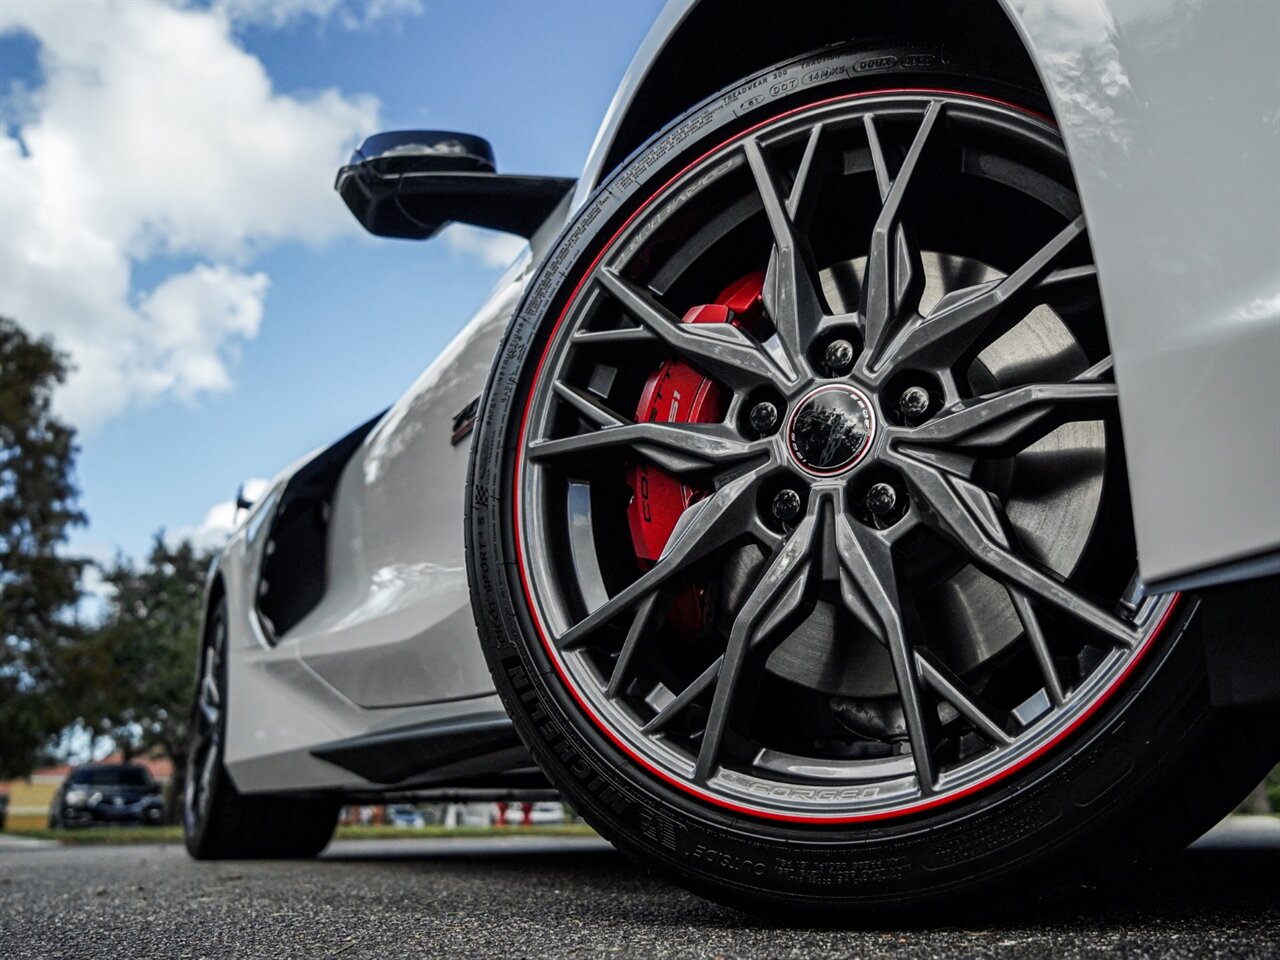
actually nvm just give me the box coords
[184,599,340,860]
[467,44,1279,915]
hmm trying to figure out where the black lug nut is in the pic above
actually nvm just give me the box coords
[825,338,855,374]
[865,482,898,517]
[771,488,803,523]
[749,401,779,435]
[899,385,931,419]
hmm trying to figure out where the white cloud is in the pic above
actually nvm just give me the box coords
[214,0,424,31]
[136,265,269,400]
[443,224,527,269]
[165,476,271,552]
[214,0,343,29]
[0,0,381,428]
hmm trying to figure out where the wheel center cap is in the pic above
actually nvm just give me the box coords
[787,384,875,475]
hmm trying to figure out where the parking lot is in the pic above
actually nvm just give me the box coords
[1,818,1276,959]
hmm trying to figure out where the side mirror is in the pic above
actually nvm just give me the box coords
[335,130,575,241]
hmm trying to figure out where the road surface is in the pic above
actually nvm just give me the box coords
[1,818,1276,958]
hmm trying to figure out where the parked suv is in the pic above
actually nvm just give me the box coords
[50,764,165,828]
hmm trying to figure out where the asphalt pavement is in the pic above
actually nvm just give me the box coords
[1,818,1276,959]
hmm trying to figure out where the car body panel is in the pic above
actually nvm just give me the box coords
[289,253,530,709]
[1000,0,1280,585]
[216,434,520,793]
[215,0,1279,796]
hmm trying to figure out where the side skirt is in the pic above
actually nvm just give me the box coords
[311,712,528,785]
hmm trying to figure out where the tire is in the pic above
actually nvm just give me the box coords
[466,43,1280,917]
[184,600,340,860]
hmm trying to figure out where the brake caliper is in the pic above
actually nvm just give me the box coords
[626,271,765,635]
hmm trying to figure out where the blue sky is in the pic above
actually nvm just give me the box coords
[0,0,665,571]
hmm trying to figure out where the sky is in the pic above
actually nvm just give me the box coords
[0,0,666,585]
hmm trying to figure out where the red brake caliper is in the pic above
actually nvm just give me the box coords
[626,270,766,636]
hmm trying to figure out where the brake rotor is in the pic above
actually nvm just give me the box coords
[626,271,766,636]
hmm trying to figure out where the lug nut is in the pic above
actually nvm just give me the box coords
[864,482,898,517]
[771,488,802,523]
[824,339,855,373]
[899,385,931,419]
[749,401,779,435]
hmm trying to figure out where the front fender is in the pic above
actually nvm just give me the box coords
[1001,0,1280,588]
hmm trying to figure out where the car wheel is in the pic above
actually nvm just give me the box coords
[467,43,1280,916]
[184,599,340,860]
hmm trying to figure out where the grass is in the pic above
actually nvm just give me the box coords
[2,822,598,846]
[4,825,186,845]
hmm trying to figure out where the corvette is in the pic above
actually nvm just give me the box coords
[184,0,1280,916]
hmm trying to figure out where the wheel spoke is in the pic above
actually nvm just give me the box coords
[899,467,1139,647]
[744,130,827,376]
[597,268,786,389]
[572,326,660,348]
[834,512,937,793]
[899,380,1117,458]
[1008,587,1066,707]
[861,101,948,367]
[1036,263,1098,302]
[914,650,1013,746]
[197,645,220,725]
[556,467,766,649]
[694,497,826,783]
[862,114,893,201]
[550,381,623,428]
[606,591,672,698]
[882,215,1087,370]
[643,657,721,734]
[197,742,217,818]
[530,385,764,476]
[198,676,219,725]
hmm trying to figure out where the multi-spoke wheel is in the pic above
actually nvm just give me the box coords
[184,599,340,860]
[185,604,225,836]
[468,45,1279,916]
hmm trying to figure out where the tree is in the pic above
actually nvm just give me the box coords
[84,536,210,820]
[0,317,86,779]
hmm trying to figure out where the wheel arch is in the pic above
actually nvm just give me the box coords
[200,562,226,646]
[584,0,1039,195]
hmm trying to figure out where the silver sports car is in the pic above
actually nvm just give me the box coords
[184,0,1280,916]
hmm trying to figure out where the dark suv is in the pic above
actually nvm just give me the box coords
[50,764,165,828]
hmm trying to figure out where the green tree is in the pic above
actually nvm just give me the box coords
[0,317,86,779]
[85,536,210,820]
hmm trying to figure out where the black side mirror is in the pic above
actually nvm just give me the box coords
[336,130,575,241]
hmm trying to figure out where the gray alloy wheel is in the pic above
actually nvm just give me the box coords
[185,602,225,836]
[513,92,1177,822]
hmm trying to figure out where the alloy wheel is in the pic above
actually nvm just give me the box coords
[514,92,1178,822]
[185,610,224,832]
